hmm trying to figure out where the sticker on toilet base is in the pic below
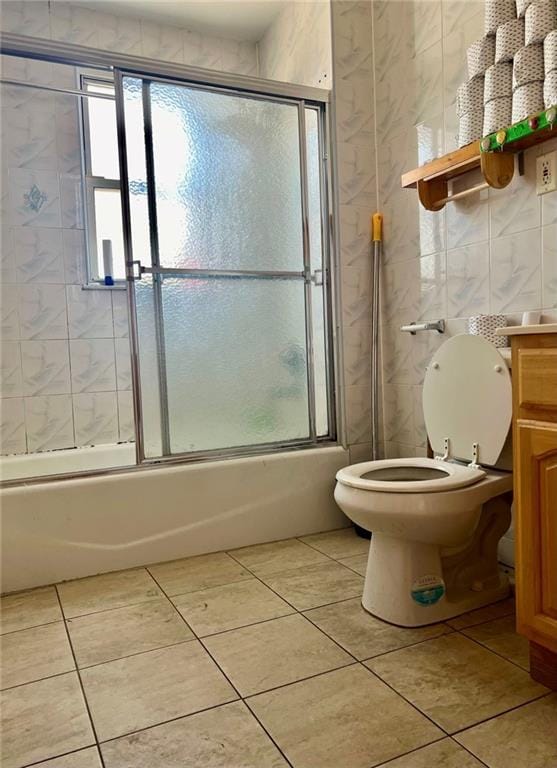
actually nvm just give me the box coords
[411,575,445,606]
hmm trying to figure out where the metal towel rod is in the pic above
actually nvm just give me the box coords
[400,320,445,334]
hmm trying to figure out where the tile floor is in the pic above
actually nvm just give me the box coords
[1,526,556,768]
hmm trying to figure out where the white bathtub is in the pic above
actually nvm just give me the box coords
[0,445,349,593]
[0,442,137,483]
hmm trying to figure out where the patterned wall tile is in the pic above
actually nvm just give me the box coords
[0,396,26,455]
[141,20,184,63]
[8,169,61,229]
[114,337,132,391]
[117,390,135,443]
[66,285,113,339]
[542,224,557,309]
[73,391,118,447]
[69,339,116,394]
[14,228,64,284]
[490,229,542,313]
[0,286,20,341]
[18,284,67,340]
[417,251,447,321]
[24,393,74,452]
[0,341,23,397]
[446,242,490,318]
[21,340,71,396]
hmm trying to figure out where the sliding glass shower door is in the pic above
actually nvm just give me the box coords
[116,72,333,462]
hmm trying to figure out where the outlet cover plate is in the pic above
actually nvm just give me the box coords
[536,151,557,195]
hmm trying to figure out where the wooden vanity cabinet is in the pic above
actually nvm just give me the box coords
[511,332,557,689]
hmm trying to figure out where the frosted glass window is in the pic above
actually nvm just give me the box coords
[150,84,304,272]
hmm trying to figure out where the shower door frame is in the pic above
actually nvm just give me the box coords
[115,69,336,465]
[0,33,342,485]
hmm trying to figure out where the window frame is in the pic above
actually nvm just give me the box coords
[79,71,126,288]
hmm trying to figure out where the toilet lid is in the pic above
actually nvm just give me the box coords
[422,334,512,466]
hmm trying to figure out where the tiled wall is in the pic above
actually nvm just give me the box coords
[259,1,332,88]
[330,2,378,462]
[372,0,557,460]
[0,1,257,455]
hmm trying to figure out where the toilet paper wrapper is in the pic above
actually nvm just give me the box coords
[468,315,508,347]
[525,0,557,45]
[485,0,517,35]
[513,43,545,88]
[458,111,484,147]
[544,70,557,106]
[495,17,525,62]
[484,62,513,102]
[512,81,545,121]
[457,77,485,116]
[483,96,512,134]
[467,36,496,79]
[545,30,557,74]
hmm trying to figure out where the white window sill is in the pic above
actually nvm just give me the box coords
[82,282,127,291]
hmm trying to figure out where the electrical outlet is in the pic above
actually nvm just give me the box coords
[536,151,557,195]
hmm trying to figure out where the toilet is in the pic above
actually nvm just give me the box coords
[335,334,514,627]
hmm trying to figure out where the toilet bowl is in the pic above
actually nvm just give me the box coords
[335,334,514,627]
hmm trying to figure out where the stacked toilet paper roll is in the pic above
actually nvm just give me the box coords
[458,38,494,146]
[468,315,508,348]
[516,0,534,18]
[525,0,557,44]
[483,61,513,133]
[512,43,545,120]
[485,0,517,35]
[545,30,557,105]
[467,36,496,79]
[495,16,525,61]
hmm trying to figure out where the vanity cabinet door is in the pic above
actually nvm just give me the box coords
[515,420,557,653]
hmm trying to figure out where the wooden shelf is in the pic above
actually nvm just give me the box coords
[401,105,557,212]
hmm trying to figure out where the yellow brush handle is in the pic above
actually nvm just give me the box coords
[372,212,383,243]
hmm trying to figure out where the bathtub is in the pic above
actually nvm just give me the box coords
[0,442,137,483]
[0,445,349,593]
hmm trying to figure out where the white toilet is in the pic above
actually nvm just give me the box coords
[335,334,514,627]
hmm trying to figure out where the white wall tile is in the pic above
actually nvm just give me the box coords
[542,224,557,309]
[73,392,118,447]
[0,396,26,455]
[182,30,221,69]
[69,338,116,393]
[383,384,414,445]
[24,393,74,452]
[489,164,541,239]
[66,285,113,339]
[417,252,447,321]
[0,341,23,397]
[491,229,542,313]
[338,142,376,208]
[0,286,20,341]
[141,20,183,63]
[381,259,419,325]
[14,228,64,283]
[345,383,372,445]
[446,189,489,249]
[59,174,84,230]
[0,227,16,284]
[62,229,86,285]
[114,337,132,390]
[341,264,372,326]
[0,0,50,37]
[3,105,58,171]
[50,2,99,47]
[446,242,490,318]
[382,322,414,386]
[343,322,371,388]
[111,290,130,338]
[96,12,142,56]
[18,284,68,339]
[21,340,71,396]
[117,390,135,443]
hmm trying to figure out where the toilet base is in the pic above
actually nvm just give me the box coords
[362,530,510,627]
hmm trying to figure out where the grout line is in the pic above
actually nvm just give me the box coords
[53,585,107,768]
[456,624,530,674]
[450,689,555,739]
[146,566,296,768]
[21,746,102,768]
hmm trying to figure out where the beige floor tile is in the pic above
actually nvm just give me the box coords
[337,554,368,576]
[462,615,530,670]
[1,622,75,689]
[67,599,194,668]
[229,539,329,576]
[0,586,61,634]
[446,597,516,630]
[260,561,364,610]
[57,569,163,619]
[34,748,103,767]
[304,598,451,660]
[204,613,353,696]
[248,664,443,768]
[300,528,369,559]
[173,579,293,637]
[101,701,287,767]
[0,672,94,768]
[375,738,485,767]
[366,633,548,733]
[81,640,237,741]
[148,552,251,597]
[455,694,557,768]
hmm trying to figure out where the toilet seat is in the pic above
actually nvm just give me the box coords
[336,457,486,494]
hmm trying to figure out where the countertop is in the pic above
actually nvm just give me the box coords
[495,324,557,336]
